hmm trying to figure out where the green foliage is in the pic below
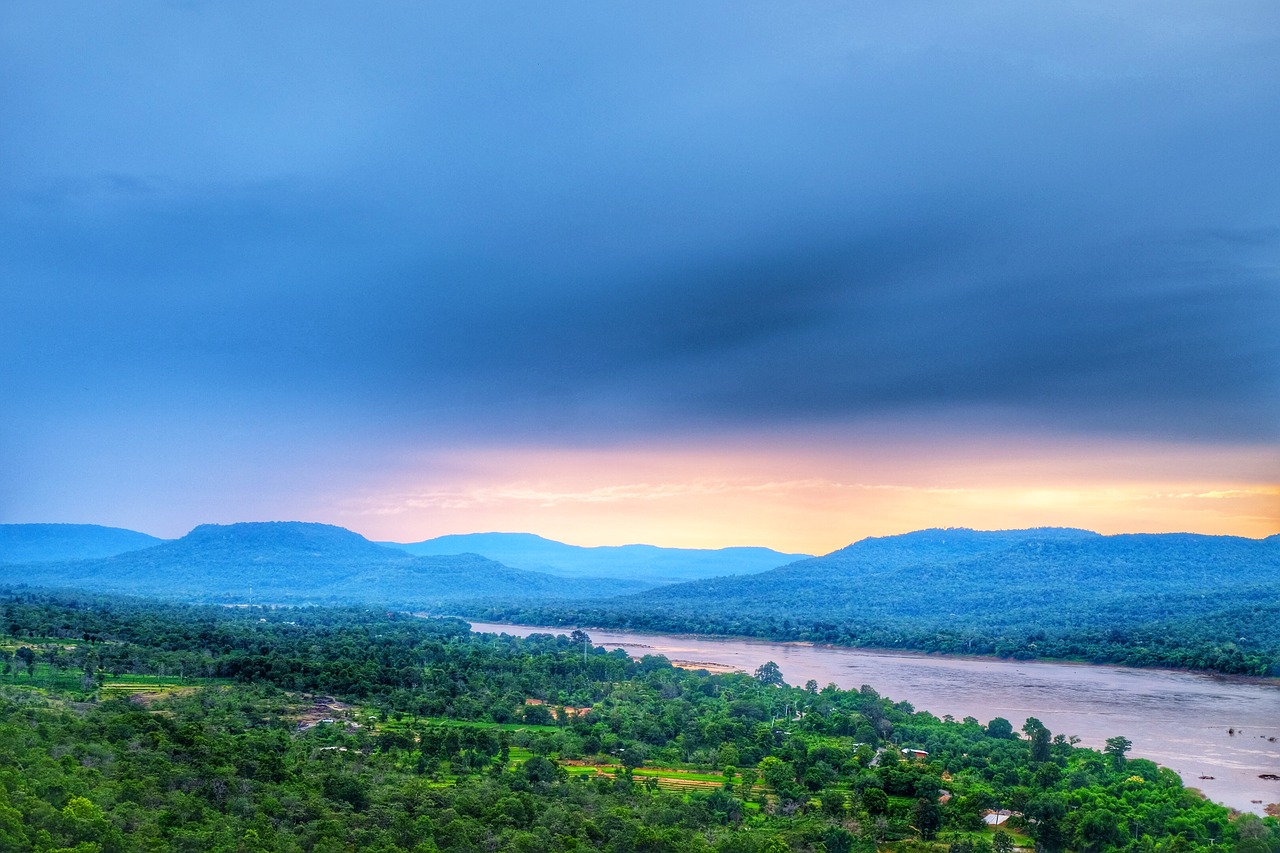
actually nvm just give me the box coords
[0,588,1275,852]
[753,661,784,687]
[1023,717,1052,762]
[488,528,1280,675]
[1105,735,1133,769]
[6,521,650,609]
[986,717,1014,739]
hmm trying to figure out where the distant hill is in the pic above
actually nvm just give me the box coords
[622,527,1275,628]
[2,521,652,607]
[481,528,1280,675]
[387,532,810,583]
[0,523,164,563]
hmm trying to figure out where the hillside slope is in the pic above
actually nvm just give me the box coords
[389,531,810,582]
[481,528,1280,674]
[0,523,164,562]
[628,528,1277,626]
[2,521,652,607]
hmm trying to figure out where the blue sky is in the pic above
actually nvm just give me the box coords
[2,3,1277,549]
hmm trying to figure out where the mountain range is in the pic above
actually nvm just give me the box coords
[618,527,1280,630]
[486,527,1280,674]
[387,531,809,583]
[4,521,1279,674]
[0,522,650,607]
[0,523,163,563]
[0,517,798,596]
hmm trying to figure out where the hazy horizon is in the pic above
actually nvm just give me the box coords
[4,518,1277,560]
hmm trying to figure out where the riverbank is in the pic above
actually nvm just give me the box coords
[464,619,1280,815]
[461,616,1280,686]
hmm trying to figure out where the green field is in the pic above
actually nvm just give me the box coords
[0,646,221,698]
[99,674,208,698]
[0,662,88,693]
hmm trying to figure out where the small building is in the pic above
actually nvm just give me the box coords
[901,748,929,760]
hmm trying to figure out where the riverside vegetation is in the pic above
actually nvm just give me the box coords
[2,589,1278,852]
[479,529,1280,676]
[5,524,1279,677]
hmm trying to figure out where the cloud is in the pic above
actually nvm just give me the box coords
[1,3,1277,534]
[350,476,976,517]
[1153,488,1280,501]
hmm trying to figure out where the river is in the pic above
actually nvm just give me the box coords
[465,621,1280,815]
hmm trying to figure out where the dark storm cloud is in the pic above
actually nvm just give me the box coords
[2,2,1278,449]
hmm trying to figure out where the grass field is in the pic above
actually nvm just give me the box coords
[0,662,87,692]
[0,658,220,700]
[99,674,206,699]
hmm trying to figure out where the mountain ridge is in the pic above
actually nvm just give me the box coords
[473,527,1280,675]
[0,523,165,563]
[0,521,652,607]
[387,531,811,583]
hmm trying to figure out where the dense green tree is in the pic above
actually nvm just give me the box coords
[914,796,942,840]
[861,787,888,815]
[752,661,784,687]
[14,645,34,675]
[1023,717,1052,762]
[986,717,1014,739]
[1105,735,1133,769]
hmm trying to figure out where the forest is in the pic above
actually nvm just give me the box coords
[480,530,1280,676]
[4,522,651,607]
[6,524,1278,677]
[2,588,1277,852]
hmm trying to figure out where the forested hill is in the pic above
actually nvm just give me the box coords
[480,528,1280,675]
[0,523,164,562]
[389,531,810,583]
[0,521,652,607]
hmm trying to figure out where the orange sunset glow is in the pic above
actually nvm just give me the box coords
[332,435,1279,554]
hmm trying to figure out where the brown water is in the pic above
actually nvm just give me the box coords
[466,621,1280,815]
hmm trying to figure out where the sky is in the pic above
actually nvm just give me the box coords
[2,2,1277,553]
